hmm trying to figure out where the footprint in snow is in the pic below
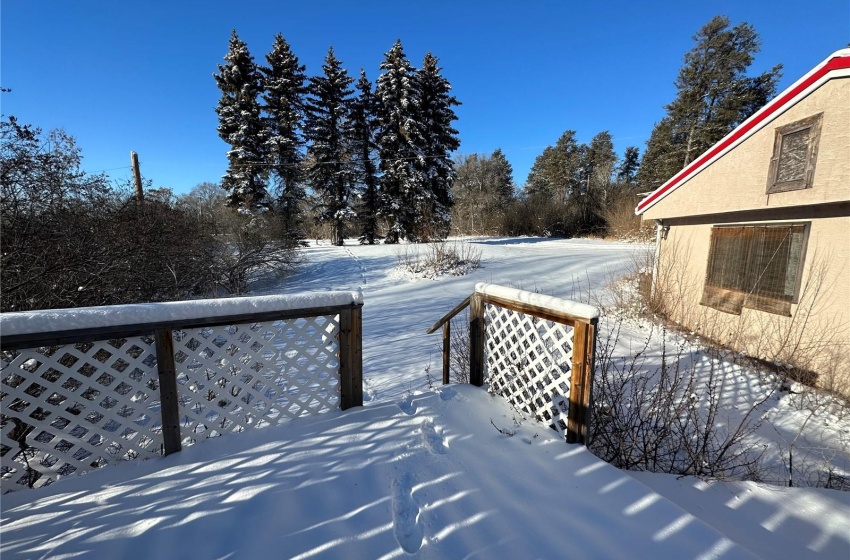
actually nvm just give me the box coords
[438,387,456,401]
[420,420,446,454]
[363,388,377,402]
[391,473,423,554]
[343,246,368,287]
[398,394,416,415]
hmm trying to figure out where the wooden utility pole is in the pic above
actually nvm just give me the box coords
[130,151,144,204]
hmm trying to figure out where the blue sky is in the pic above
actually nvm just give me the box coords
[2,0,847,194]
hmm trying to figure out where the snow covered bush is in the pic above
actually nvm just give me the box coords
[395,241,481,279]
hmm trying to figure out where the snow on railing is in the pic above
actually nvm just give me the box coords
[0,292,363,493]
[428,283,598,444]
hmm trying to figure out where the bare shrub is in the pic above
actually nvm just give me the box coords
[602,188,653,241]
[589,318,775,479]
[605,239,850,488]
[396,241,482,279]
[208,211,300,295]
[0,119,301,309]
[448,310,471,384]
[500,197,582,238]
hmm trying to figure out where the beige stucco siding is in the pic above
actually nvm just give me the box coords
[643,77,850,221]
[640,74,850,393]
[655,217,850,391]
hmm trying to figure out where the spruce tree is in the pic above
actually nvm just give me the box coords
[214,30,268,209]
[616,146,640,185]
[414,53,460,240]
[575,131,616,233]
[638,15,781,189]
[375,40,423,243]
[637,118,675,189]
[348,70,381,244]
[584,131,617,192]
[305,47,354,246]
[490,148,515,203]
[261,33,307,239]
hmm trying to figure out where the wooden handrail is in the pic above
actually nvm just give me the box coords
[478,294,596,327]
[425,295,471,334]
[426,285,598,445]
[0,303,362,350]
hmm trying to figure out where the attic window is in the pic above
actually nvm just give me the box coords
[767,113,822,193]
[701,224,808,316]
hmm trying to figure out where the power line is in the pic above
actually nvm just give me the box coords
[90,165,132,173]
[230,153,451,169]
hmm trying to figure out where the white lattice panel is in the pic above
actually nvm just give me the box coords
[484,304,574,437]
[1,337,163,491]
[172,316,341,442]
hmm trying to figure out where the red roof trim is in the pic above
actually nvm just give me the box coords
[636,52,850,215]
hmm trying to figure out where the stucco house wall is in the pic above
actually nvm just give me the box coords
[637,51,850,394]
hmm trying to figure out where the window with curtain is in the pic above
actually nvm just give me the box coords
[701,224,808,316]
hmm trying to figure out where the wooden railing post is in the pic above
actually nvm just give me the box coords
[567,320,596,444]
[339,305,363,409]
[442,321,451,385]
[469,293,484,387]
[154,328,182,455]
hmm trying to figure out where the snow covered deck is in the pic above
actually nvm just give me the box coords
[5,384,846,559]
[0,385,768,559]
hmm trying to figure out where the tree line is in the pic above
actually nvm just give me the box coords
[451,15,780,239]
[215,32,459,245]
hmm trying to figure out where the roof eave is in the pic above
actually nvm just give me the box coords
[635,48,850,217]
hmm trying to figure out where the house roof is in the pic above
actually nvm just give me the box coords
[636,48,850,216]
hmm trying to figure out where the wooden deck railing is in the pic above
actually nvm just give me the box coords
[428,283,598,444]
[0,292,363,492]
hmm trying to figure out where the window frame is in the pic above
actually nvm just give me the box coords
[766,113,823,194]
[700,222,810,316]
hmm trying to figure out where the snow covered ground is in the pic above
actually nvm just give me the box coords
[2,237,848,559]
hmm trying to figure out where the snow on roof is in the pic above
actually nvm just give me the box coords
[0,291,364,337]
[636,48,850,216]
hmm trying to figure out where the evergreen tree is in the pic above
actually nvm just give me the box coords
[375,39,424,243]
[638,15,781,189]
[637,117,675,189]
[214,30,268,209]
[584,131,617,192]
[572,131,616,233]
[413,53,460,240]
[616,146,640,185]
[573,131,617,232]
[261,33,307,238]
[490,148,515,202]
[524,130,582,203]
[305,47,354,246]
[348,70,381,244]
